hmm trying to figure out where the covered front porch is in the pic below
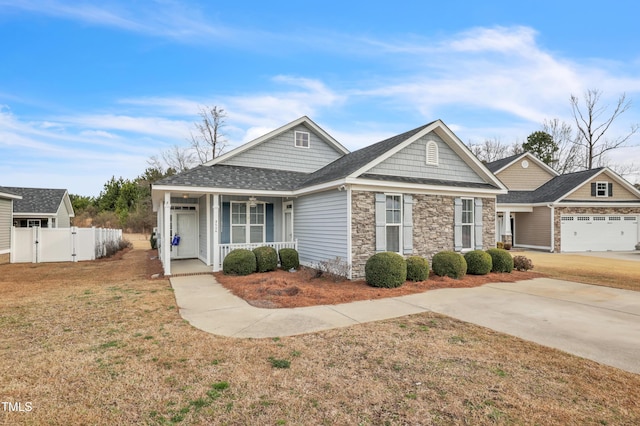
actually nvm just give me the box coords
[153,191,297,276]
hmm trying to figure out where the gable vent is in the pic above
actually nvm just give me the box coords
[425,141,438,165]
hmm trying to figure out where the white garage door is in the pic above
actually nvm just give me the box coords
[561,215,639,252]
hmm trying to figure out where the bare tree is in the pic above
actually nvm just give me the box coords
[570,89,639,169]
[148,144,195,174]
[468,138,522,163]
[542,118,584,174]
[190,105,227,163]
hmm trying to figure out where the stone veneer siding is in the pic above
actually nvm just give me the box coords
[350,190,496,279]
[554,206,640,252]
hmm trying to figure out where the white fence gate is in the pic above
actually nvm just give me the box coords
[11,227,123,263]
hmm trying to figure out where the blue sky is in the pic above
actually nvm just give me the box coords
[1,1,640,196]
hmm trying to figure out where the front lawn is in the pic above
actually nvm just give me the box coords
[1,246,638,425]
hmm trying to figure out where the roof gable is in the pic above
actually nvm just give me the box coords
[347,120,505,190]
[491,152,558,190]
[208,116,349,173]
[562,168,640,202]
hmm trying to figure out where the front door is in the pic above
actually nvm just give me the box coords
[283,202,294,242]
[171,210,198,259]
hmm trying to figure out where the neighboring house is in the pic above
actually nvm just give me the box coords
[152,116,506,278]
[0,187,22,263]
[2,187,75,228]
[487,152,640,252]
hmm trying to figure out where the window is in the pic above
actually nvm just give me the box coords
[596,181,608,197]
[231,202,265,243]
[385,195,402,253]
[294,131,310,148]
[461,198,474,250]
[425,141,438,165]
[27,219,41,228]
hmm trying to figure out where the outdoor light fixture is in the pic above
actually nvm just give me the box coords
[183,194,189,199]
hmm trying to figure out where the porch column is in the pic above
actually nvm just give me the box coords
[212,194,220,272]
[503,209,512,245]
[163,192,171,276]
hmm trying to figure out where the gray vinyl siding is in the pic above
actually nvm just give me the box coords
[0,199,11,252]
[198,195,207,261]
[294,190,348,266]
[220,125,344,173]
[367,132,485,183]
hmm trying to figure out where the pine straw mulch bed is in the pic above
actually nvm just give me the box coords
[215,268,543,309]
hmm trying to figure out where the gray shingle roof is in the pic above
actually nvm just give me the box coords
[0,186,20,198]
[3,187,68,214]
[497,168,604,204]
[155,165,309,191]
[485,153,525,173]
[360,174,499,189]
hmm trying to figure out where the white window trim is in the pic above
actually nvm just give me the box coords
[596,181,609,197]
[461,197,474,251]
[282,201,294,242]
[385,194,403,253]
[425,140,439,166]
[294,131,310,149]
[27,219,41,228]
[231,201,266,244]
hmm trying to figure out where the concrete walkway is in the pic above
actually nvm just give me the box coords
[170,275,640,374]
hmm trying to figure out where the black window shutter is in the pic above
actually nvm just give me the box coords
[608,183,613,197]
[591,183,596,196]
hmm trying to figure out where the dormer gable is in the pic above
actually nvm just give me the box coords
[208,116,349,174]
[488,152,559,191]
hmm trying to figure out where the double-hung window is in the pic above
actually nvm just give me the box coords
[294,131,310,148]
[461,198,474,250]
[596,182,608,197]
[231,202,265,243]
[385,195,402,253]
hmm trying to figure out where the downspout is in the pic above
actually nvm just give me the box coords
[163,192,172,276]
[346,185,352,280]
[548,204,555,253]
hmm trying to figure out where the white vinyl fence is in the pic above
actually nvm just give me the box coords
[11,226,123,263]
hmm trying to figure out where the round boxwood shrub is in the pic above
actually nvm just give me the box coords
[365,252,407,288]
[223,249,256,276]
[486,248,514,273]
[406,256,429,281]
[432,251,467,279]
[464,250,492,275]
[253,246,278,273]
[278,248,300,271]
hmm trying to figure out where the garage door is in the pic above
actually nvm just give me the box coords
[561,215,639,251]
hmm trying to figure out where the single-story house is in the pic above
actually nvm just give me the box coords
[3,187,75,228]
[152,116,507,278]
[487,152,640,252]
[0,187,22,263]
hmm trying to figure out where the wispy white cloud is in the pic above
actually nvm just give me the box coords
[0,0,231,42]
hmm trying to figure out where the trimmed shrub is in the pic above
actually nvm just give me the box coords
[365,252,407,288]
[432,251,467,279]
[513,255,534,271]
[279,248,300,271]
[253,246,278,273]
[486,248,514,273]
[406,256,429,281]
[223,249,256,276]
[464,250,492,275]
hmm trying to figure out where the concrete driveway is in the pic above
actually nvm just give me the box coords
[172,275,640,374]
[407,279,640,374]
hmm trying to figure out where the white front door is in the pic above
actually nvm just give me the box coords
[283,202,294,242]
[171,211,198,259]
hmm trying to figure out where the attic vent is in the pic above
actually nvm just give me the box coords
[425,141,438,166]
